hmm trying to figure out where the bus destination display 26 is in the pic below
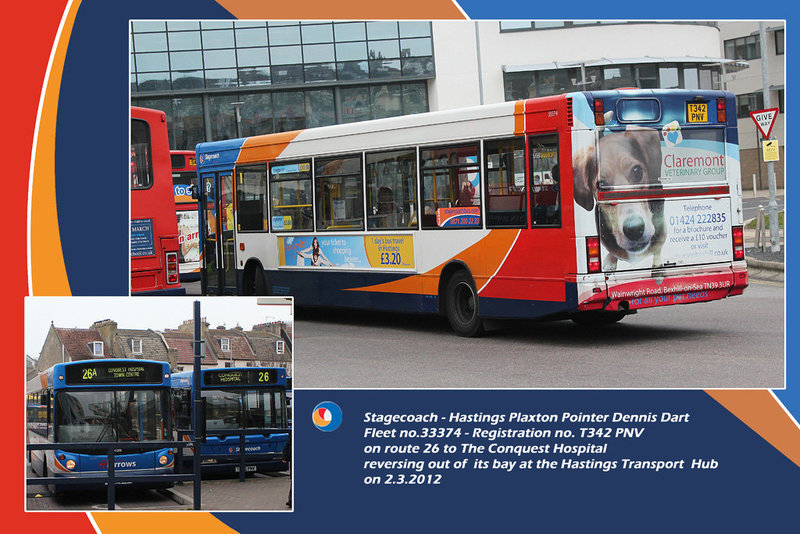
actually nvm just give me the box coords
[203,369,281,386]
[63,361,165,385]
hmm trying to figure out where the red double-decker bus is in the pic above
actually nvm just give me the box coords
[130,106,184,295]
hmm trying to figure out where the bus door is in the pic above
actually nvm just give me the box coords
[201,171,237,295]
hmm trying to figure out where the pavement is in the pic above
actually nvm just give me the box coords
[166,471,291,511]
[744,223,784,283]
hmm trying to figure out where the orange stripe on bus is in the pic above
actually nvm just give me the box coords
[213,0,466,18]
[346,230,519,296]
[514,100,525,136]
[238,131,303,164]
[706,390,800,469]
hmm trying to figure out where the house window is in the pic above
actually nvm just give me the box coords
[131,339,143,355]
[225,361,232,367]
[276,340,285,355]
[91,342,104,356]
[723,35,760,60]
[220,338,230,351]
[775,29,784,55]
[736,92,764,119]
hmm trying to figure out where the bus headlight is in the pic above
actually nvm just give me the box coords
[159,455,169,465]
[65,459,76,470]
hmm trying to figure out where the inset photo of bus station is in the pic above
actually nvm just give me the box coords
[130,20,784,389]
[25,296,293,511]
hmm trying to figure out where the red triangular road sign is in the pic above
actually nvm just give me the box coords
[750,108,779,139]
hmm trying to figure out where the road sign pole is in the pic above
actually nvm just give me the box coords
[759,23,780,253]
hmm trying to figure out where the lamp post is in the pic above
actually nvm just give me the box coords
[758,23,780,253]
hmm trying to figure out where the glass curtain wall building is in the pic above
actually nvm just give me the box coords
[131,21,434,150]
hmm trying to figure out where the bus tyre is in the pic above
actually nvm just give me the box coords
[570,310,626,326]
[253,270,269,296]
[445,271,484,337]
[243,264,269,296]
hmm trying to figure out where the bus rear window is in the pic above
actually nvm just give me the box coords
[131,119,153,190]
[597,127,726,189]
[617,99,661,122]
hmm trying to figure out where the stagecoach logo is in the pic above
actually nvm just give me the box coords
[198,153,220,165]
[662,121,683,147]
[313,401,343,432]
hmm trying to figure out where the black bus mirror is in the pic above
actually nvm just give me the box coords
[189,183,200,200]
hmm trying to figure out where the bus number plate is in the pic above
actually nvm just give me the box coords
[235,465,257,472]
[687,102,708,123]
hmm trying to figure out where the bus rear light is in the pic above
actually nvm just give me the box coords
[166,252,179,284]
[594,99,605,125]
[717,97,726,123]
[586,236,602,273]
[732,226,745,260]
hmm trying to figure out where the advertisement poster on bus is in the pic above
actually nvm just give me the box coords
[278,235,415,270]
[176,211,200,263]
[573,114,736,272]
[597,197,732,271]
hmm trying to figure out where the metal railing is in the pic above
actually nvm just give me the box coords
[175,427,290,482]
[26,440,201,510]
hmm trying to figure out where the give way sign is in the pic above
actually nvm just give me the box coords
[750,108,779,139]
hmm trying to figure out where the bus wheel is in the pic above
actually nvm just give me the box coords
[570,310,627,326]
[445,271,484,337]
[253,270,269,296]
[243,264,269,296]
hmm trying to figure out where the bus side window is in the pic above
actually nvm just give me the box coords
[269,161,313,232]
[366,149,417,230]
[485,137,527,228]
[420,144,481,229]
[236,164,269,232]
[529,133,561,227]
[315,155,364,231]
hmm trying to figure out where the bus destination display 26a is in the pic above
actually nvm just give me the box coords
[63,361,166,385]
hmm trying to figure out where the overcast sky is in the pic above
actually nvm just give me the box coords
[25,297,293,359]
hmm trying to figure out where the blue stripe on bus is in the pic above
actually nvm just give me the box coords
[254,269,579,319]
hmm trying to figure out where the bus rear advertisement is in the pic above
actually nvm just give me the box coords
[195,89,747,335]
[171,150,201,282]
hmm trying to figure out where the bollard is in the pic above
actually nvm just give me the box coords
[757,206,766,252]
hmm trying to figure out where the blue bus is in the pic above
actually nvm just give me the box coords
[26,359,174,492]
[171,367,289,474]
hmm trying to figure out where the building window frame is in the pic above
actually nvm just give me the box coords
[91,342,104,357]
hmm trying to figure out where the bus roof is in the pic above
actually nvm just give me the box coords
[195,89,733,172]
